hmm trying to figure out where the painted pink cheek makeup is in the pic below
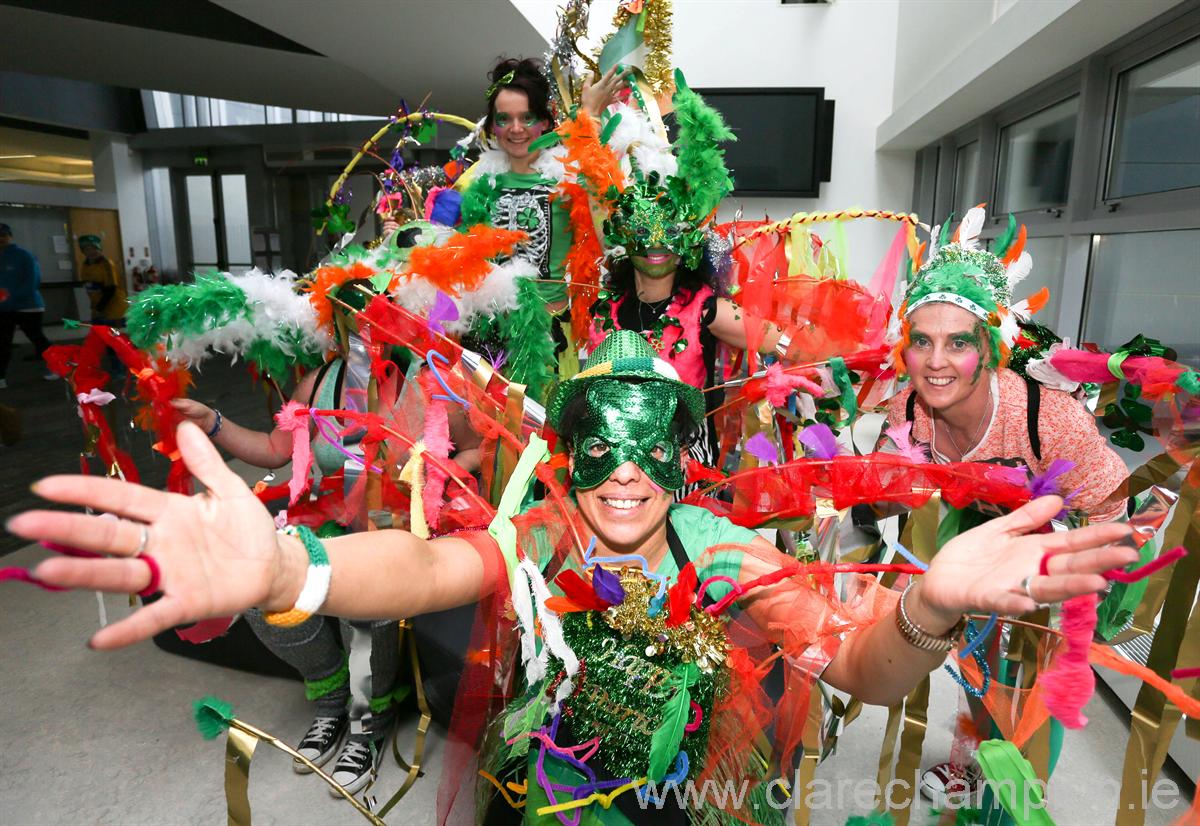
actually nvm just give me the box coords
[960,352,979,380]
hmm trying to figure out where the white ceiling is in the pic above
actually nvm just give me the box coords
[0,1,549,121]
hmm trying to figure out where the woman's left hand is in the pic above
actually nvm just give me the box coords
[912,496,1137,628]
[581,66,628,118]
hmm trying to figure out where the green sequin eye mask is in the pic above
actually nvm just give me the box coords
[615,198,694,259]
[570,380,684,491]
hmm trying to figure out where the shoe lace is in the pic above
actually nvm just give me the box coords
[343,740,372,761]
[306,717,341,740]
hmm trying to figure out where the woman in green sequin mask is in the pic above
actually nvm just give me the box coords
[591,185,791,476]
[10,331,1138,823]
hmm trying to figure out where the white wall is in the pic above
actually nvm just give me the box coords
[511,0,915,279]
[90,134,151,277]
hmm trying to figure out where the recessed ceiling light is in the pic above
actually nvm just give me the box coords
[0,154,37,160]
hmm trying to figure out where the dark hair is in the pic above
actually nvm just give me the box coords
[602,255,715,312]
[484,57,554,136]
[556,382,701,453]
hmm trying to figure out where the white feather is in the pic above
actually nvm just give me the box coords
[925,224,942,263]
[1005,251,1032,290]
[955,207,986,249]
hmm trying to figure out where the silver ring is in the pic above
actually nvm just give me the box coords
[135,524,149,557]
[1020,575,1052,609]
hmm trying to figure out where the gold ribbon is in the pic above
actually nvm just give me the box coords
[791,688,827,826]
[889,677,931,826]
[376,620,434,816]
[397,441,429,539]
[1115,481,1200,826]
[224,725,257,826]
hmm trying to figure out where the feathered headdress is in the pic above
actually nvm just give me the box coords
[893,206,1042,371]
[602,69,735,268]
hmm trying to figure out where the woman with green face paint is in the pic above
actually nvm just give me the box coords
[881,209,1128,811]
[9,329,1137,824]
[590,184,788,474]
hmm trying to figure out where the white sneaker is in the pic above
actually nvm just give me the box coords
[329,735,387,796]
[919,761,982,808]
[293,714,348,774]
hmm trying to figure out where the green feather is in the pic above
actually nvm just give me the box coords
[648,662,699,781]
[127,274,248,350]
[193,695,234,740]
[845,814,894,826]
[458,175,504,231]
[937,214,955,247]
[599,112,623,145]
[992,213,1018,258]
[498,278,558,402]
[670,69,736,220]
[528,131,562,153]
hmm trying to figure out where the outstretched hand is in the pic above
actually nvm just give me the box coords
[581,65,628,118]
[915,496,1137,626]
[7,422,295,650]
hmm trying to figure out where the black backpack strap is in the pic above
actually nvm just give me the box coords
[905,391,917,423]
[1025,377,1042,461]
[307,358,339,408]
[666,518,717,608]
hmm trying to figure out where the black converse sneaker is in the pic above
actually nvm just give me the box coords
[293,714,349,774]
[329,734,388,796]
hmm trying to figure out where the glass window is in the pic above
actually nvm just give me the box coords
[1016,236,1065,328]
[295,109,324,123]
[266,106,293,125]
[952,141,980,221]
[996,96,1079,213]
[1107,38,1200,198]
[211,99,266,127]
[150,91,184,129]
[1083,230,1200,368]
[185,176,218,266]
[220,174,252,266]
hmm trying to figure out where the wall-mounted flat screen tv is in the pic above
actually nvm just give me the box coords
[686,88,835,197]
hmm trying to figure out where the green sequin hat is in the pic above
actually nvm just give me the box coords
[545,329,705,430]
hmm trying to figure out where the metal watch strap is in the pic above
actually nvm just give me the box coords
[895,580,965,653]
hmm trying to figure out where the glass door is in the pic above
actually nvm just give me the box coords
[178,172,252,274]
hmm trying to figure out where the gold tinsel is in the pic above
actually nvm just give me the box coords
[600,567,730,673]
[603,0,674,97]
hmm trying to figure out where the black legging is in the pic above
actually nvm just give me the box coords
[0,310,52,379]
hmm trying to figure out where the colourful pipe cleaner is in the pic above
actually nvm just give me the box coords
[1039,592,1098,728]
[425,349,470,407]
[309,410,384,473]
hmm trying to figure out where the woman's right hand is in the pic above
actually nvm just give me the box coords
[381,220,400,237]
[6,422,304,650]
[170,398,216,433]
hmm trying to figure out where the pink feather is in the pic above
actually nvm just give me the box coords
[419,370,454,530]
[884,421,929,464]
[764,362,824,407]
[274,401,313,506]
[1039,592,1097,729]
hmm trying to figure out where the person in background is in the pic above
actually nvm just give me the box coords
[79,235,129,325]
[0,223,56,389]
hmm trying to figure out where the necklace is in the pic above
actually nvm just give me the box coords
[637,294,672,332]
[937,385,992,459]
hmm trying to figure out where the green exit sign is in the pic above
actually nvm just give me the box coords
[194,155,209,166]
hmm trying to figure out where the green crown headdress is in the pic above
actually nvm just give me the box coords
[602,70,735,268]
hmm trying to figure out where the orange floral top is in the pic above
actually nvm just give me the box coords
[886,368,1127,521]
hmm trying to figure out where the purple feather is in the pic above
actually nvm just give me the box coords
[798,423,840,460]
[590,565,625,606]
[1028,459,1076,499]
[427,291,460,335]
[745,432,780,465]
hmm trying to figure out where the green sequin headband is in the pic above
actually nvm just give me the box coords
[485,70,516,100]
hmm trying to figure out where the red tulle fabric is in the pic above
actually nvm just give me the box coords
[681,454,1031,528]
